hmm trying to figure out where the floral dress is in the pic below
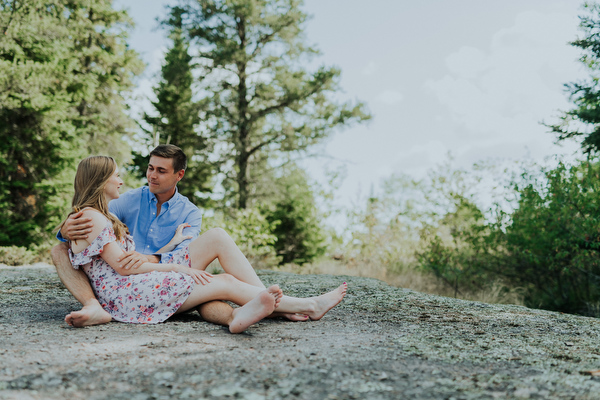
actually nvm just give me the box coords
[69,220,195,324]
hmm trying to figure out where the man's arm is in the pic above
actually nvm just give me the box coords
[58,211,94,242]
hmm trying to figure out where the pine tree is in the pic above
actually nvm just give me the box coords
[167,0,370,209]
[0,0,142,246]
[550,2,600,153]
[138,9,213,206]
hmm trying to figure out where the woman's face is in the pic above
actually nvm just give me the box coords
[104,164,123,201]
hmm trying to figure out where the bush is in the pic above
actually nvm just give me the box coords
[498,161,600,315]
[261,167,328,266]
[417,197,498,297]
[204,208,280,268]
[0,242,53,266]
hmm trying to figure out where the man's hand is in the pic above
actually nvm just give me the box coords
[61,211,93,241]
[117,251,156,270]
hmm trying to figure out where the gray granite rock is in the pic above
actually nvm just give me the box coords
[1,264,599,399]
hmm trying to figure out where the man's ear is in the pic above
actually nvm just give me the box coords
[177,170,185,182]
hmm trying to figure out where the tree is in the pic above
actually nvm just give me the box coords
[550,2,600,153]
[168,0,370,209]
[67,0,144,165]
[262,164,327,265]
[135,8,214,206]
[499,162,600,315]
[0,0,142,246]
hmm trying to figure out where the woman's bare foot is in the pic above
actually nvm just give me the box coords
[65,303,112,327]
[229,285,280,334]
[308,282,347,321]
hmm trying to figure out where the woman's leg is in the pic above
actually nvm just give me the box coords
[177,274,281,333]
[185,229,345,321]
[179,274,347,321]
[187,228,265,288]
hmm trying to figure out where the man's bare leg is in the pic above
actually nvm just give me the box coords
[196,301,235,326]
[51,243,112,327]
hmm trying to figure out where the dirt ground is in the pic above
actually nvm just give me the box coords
[1,264,600,399]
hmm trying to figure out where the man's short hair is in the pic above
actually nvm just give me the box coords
[150,144,187,172]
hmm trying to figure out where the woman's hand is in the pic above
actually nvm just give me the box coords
[157,223,193,253]
[170,223,193,246]
[176,265,213,285]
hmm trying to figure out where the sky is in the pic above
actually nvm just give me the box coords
[115,0,589,218]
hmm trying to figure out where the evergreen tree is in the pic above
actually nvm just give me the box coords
[67,0,144,165]
[0,0,142,246]
[168,0,370,209]
[262,165,327,265]
[550,2,600,153]
[138,9,213,206]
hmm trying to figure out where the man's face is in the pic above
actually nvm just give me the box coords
[146,156,184,195]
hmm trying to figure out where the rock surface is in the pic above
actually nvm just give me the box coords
[1,264,600,399]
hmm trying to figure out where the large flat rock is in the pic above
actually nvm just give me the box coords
[1,264,599,399]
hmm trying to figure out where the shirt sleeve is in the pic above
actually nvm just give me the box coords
[156,207,203,262]
[56,230,67,243]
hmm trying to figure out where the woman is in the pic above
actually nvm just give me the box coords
[61,156,346,333]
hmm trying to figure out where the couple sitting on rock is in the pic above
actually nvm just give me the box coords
[52,145,346,333]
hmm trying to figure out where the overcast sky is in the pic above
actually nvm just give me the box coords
[116,0,589,215]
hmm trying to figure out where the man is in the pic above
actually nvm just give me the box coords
[52,144,235,327]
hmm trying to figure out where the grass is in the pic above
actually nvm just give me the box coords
[277,258,524,306]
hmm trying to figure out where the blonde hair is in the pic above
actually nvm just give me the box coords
[59,156,128,240]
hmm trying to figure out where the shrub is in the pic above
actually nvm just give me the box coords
[499,161,600,315]
[0,242,53,266]
[204,208,280,268]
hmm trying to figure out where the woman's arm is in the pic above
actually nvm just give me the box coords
[156,223,192,253]
[74,211,211,284]
[100,241,212,284]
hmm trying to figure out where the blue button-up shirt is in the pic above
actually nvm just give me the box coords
[108,186,203,261]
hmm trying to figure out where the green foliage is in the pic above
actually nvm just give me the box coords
[168,0,370,209]
[499,161,600,315]
[135,8,214,206]
[414,159,600,315]
[344,175,427,275]
[261,165,327,265]
[0,0,142,247]
[417,197,496,298]
[550,2,600,153]
[204,208,280,268]
[0,242,52,266]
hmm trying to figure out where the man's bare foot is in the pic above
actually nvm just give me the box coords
[271,312,310,321]
[65,304,112,327]
[308,282,347,321]
[229,285,280,334]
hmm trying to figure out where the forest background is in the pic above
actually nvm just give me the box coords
[3,0,600,318]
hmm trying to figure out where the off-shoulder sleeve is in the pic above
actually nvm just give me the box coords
[69,223,116,268]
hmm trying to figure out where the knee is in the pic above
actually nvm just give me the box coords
[50,243,69,266]
[217,273,237,284]
[206,227,233,244]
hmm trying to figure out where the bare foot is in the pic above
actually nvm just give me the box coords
[65,304,112,327]
[271,312,310,321]
[229,285,280,334]
[308,282,347,321]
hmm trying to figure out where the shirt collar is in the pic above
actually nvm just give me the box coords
[146,186,180,205]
